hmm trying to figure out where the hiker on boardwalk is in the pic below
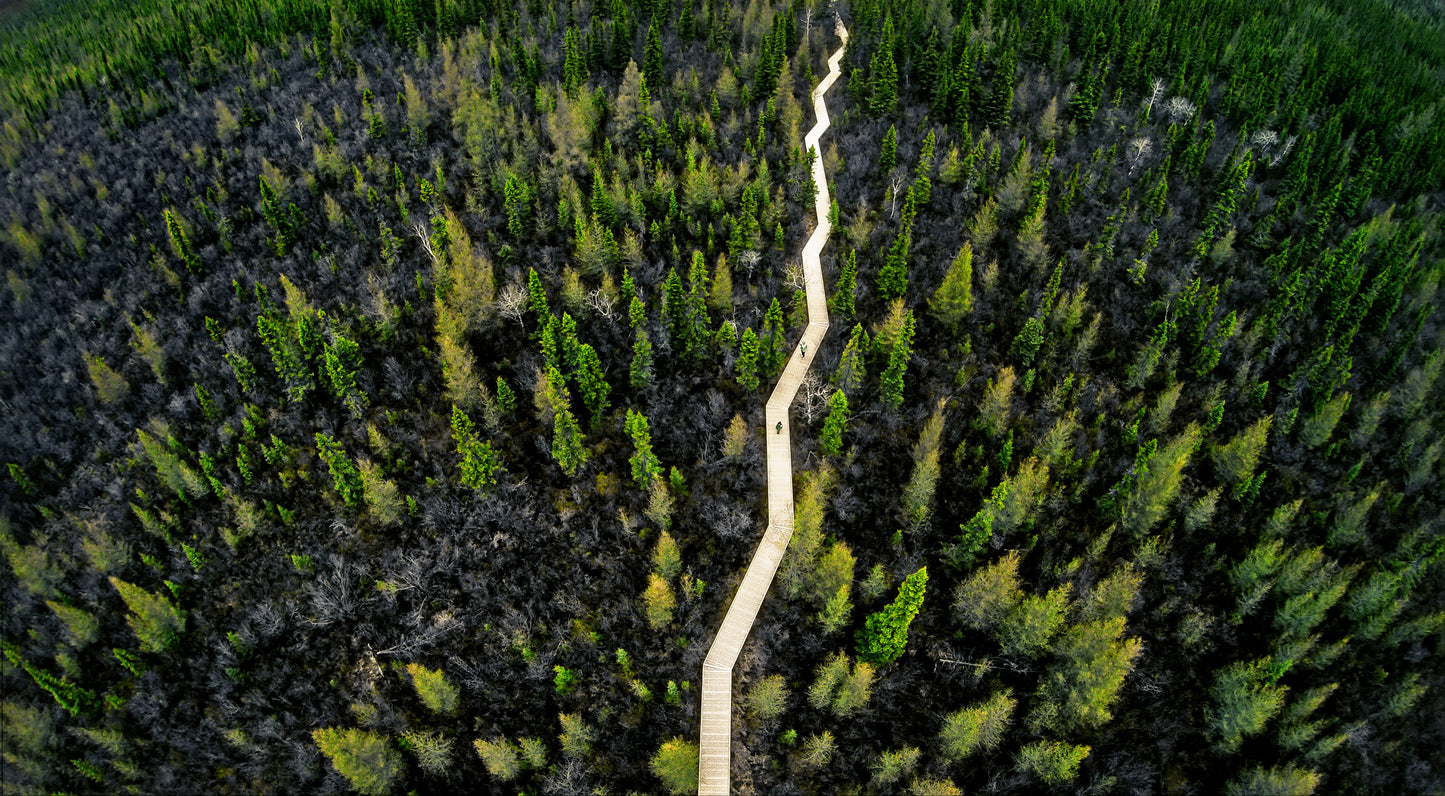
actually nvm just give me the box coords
[776,421,783,434]
[800,342,807,360]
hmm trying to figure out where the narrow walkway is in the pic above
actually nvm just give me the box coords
[697,20,849,795]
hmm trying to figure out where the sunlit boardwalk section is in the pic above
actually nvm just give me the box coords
[697,19,849,795]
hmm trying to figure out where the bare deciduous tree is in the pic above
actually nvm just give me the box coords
[1127,137,1153,174]
[1144,78,1166,117]
[497,283,527,326]
[1165,96,1196,124]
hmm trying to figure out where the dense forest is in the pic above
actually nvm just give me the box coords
[2,0,1443,792]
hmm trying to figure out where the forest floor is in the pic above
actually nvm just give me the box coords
[699,18,849,795]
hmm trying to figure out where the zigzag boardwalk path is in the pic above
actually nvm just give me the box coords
[696,20,850,795]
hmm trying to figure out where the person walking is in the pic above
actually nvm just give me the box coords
[776,421,783,434]
[800,342,807,360]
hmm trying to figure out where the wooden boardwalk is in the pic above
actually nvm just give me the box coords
[697,20,849,795]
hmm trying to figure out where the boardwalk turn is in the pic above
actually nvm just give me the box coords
[697,20,849,795]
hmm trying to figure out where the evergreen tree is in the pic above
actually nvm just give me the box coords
[315,433,364,506]
[563,25,587,96]
[163,209,201,272]
[574,344,610,424]
[625,410,662,488]
[312,727,404,796]
[762,298,787,375]
[526,267,549,320]
[109,577,186,653]
[879,124,898,174]
[879,311,915,410]
[451,405,502,491]
[736,327,761,391]
[504,173,531,237]
[940,689,1016,761]
[877,230,910,300]
[986,48,1017,129]
[931,241,974,331]
[630,329,654,389]
[323,330,365,415]
[684,252,712,361]
[868,20,899,115]
[820,390,850,456]
[551,408,589,476]
[832,323,867,394]
[830,249,857,318]
[856,566,927,664]
[664,267,687,347]
[643,20,665,97]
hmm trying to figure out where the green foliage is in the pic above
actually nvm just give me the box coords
[451,405,501,491]
[819,390,850,456]
[979,367,1016,438]
[401,729,452,777]
[940,689,1016,761]
[955,551,1024,631]
[857,566,928,665]
[871,746,921,788]
[2,640,100,717]
[901,402,946,528]
[314,433,363,506]
[650,737,698,794]
[1030,617,1143,733]
[550,408,589,477]
[747,674,788,721]
[1,527,61,597]
[312,727,404,796]
[323,330,366,415]
[552,665,578,695]
[653,530,682,581]
[110,576,185,652]
[405,662,459,717]
[1120,424,1200,536]
[799,730,837,769]
[626,410,662,489]
[1000,583,1073,658]
[473,738,520,781]
[809,651,875,716]
[735,327,761,391]
[832,323,868,394]
[643,572,676,629]
[1209,657,1290,752]
[930,242,974,331]
[558,713,592,757]
[878,230,910,300]
[880,310,916,410]
[1224,766,1321,796]
[1016,740,1090,785]
[879,124,898,173]
[831,249,857,319]
[1010,316,1045,366]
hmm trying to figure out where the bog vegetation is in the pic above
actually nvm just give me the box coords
[1,0,1443,792]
